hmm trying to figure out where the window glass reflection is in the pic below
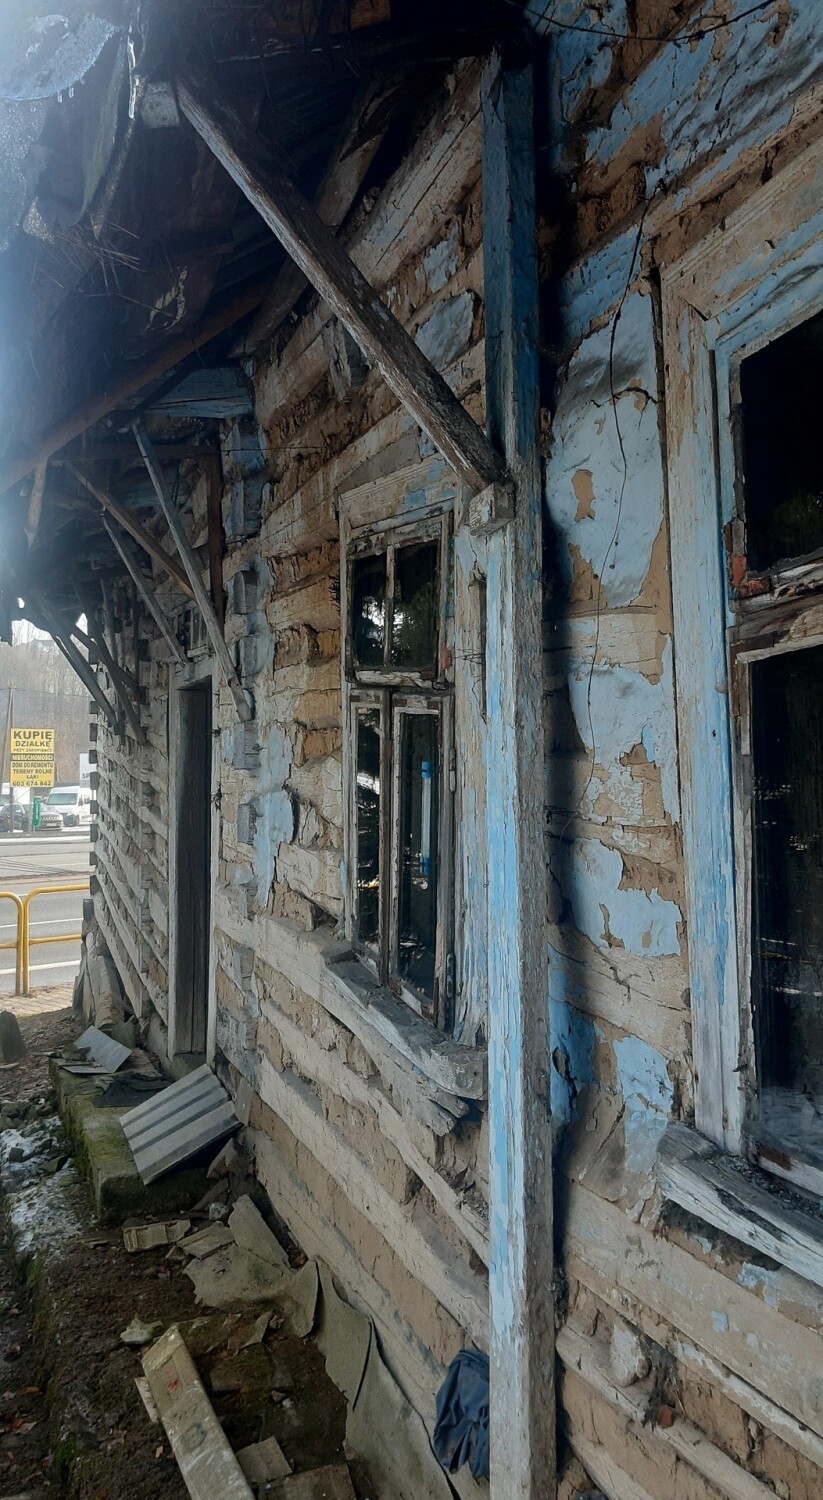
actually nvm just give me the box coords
[352,553,386,666]
[356,709,381,945]
[391,541,439,669]
[397,714,439,1000]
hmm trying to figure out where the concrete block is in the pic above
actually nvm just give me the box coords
[50,1064,210,1224]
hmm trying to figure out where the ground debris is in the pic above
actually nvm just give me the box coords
[123,1219,192,1252]
[266,1465,357,1499]
[178,1222,236,1259]
[120,1317,164,1347]
[142,1326,255,1499]
[229,1195,290,1269]
[236,1433,292,1484]
[184,1244,287,1309]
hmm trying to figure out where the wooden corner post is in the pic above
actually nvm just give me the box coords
[482,54,555,1498]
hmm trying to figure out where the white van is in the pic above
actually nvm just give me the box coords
[44,785,93,828]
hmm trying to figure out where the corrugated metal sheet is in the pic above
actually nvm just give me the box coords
[75,1024,132,1073]
[120,1064,239,1185]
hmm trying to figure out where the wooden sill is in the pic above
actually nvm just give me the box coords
[657,1121,823,1290]
[322,953,487,1102]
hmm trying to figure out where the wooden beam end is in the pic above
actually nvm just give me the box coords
[468,478,515,536]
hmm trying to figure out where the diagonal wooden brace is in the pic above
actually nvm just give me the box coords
[27,592,121,736]
[67,463,195,600]
[134,423,253,723]
[177,75,510,501]
[102,519,188,667]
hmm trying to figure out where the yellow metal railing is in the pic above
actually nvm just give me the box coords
[0,892,25,994]
[0,884,89,995]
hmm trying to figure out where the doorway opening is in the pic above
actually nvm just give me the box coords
[172,682,212,1057]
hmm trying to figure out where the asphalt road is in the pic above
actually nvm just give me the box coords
[0,834,91,994]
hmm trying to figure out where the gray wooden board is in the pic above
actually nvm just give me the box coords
[74,1025,132,1073]
[142,1326,254,1500]
[121,1065,239,1185]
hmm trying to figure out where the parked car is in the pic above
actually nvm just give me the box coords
[39,804,65,832]
[0,804,26,832]
[43,785,92,829]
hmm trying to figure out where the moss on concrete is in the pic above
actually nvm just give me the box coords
[49,1060,210,1223]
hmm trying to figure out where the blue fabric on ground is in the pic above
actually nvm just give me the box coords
[433,1348,490,1480]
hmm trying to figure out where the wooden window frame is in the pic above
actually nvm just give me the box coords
[342,506,455,1030]
[662,133,823,1174]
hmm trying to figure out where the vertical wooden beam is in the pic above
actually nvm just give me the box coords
[481,56,554,1499]
[134,423,252,723]
[102,518,188,667]
[206,454,226,631]
[177,76,509,500]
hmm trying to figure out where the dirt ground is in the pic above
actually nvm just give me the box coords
[0,1002,76,1497]
[0,994,357,1500]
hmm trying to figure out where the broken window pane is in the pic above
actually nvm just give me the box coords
[351,553,386,667]
[391,540,439,669]
[741,309,823,570]
[751,643,823,1162]
[396,713,439,1002]
[355,709,381,945]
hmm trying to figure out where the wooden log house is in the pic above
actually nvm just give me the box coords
[1,2,823,1495]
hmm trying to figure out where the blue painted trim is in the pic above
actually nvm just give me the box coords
[482,54,554,1496]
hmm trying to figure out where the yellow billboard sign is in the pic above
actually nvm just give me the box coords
[10,729,54,755]
[10,728,55,788]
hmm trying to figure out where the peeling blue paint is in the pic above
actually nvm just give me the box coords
[548,991,597,1127]
[416,291,475,371]
[252,725,295,899]
[557,229,638,347]
[738,1264,781,1309]
[545,292,665,609]
[613,1036,673,1175]
[586,0,821,181]
[554,837,681,957]
[421,229,459,293]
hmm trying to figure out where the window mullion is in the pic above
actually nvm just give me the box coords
[379,689,393,987]
[385,545,396,670]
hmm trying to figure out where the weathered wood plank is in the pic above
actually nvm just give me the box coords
[29,594,121,734]
[81,617,146,746]
[250,1053,489,1345]
[659,1121,823,1291]
[323,958,486,1099]
[177,77,506,499]
[558,1324,777,1500]
[565,1180,823,1442]
[254,1132,451,1431]
[254,995,489,1260]
[481,57,554,1500]
[142,1326,254,1500]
